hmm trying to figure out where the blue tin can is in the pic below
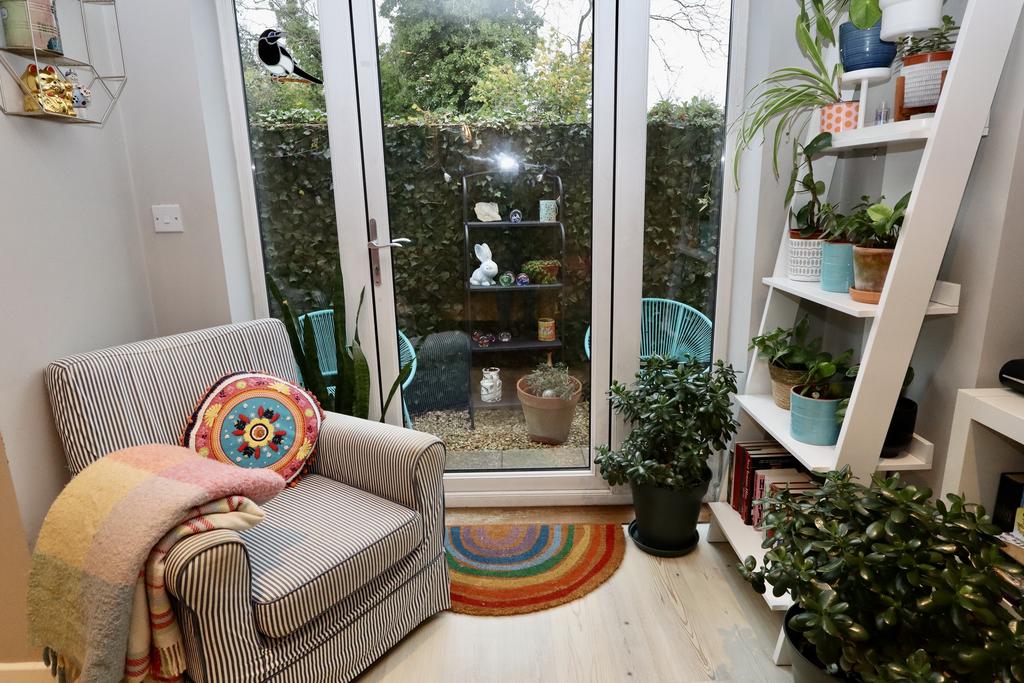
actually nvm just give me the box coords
[790,390,842,446]
[821,242,855,293]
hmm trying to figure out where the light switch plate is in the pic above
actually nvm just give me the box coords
[152,204,184,233]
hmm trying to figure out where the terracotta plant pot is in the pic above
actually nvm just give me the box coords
[851,245,894,304]
[769,364,805,410]
[820,101,859,133]
[517,376,582,445]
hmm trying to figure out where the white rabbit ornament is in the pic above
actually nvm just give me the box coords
[470,243,499,286]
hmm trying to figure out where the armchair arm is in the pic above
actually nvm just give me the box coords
[314,412,446,514]
[164,530,264,683]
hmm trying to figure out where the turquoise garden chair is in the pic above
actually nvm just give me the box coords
[584,298,712,364]
[296,310,418,427]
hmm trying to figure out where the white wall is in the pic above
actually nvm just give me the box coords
[0,111,157,541]
[116,0,255,336]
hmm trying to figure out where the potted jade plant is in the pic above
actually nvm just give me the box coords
[845,192,910,304]
[895,15,957,118]
[517,363,581,445]
[596,356,738,556]
[790,350,854,447]
[880,0,944,41]
[739,469,1024,682]
[750,317,824,410]
[787,133,837,282]
[733,10,853,183]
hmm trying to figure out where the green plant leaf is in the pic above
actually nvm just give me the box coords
[849,0,882,29]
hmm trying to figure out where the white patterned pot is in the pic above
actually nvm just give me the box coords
[480,367,502,403]
[788,235,823,282]
[880,0,943,40]
[900,51,952,108]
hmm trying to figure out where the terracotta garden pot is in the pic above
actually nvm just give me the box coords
[850,245,894,304]
[900,51,953,110]
[769,364,805,410]
[517,376,582,445]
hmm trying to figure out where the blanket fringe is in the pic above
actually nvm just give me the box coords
[42,647,81,683]
[156,642,187,680]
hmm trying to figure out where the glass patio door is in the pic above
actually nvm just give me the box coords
[226,0,732,499]
[317,0,632,495]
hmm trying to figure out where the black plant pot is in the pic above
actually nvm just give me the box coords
[627,479,708,557]
[784,605,846,682]
[881,396,918,458]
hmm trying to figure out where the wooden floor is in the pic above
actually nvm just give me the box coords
[360,520,790,682]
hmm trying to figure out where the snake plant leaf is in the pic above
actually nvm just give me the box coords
[350,339,371,420]
[265,274,309,381]
[331,274,349,414]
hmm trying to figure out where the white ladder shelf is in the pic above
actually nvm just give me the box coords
[708,0,1024,633]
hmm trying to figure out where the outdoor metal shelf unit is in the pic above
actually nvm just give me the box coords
[461,169,567,428]
[0,0,126,126]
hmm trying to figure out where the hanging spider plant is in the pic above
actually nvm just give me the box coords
[732,7,846,184]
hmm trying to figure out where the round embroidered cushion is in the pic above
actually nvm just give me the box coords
[183,372,322,484]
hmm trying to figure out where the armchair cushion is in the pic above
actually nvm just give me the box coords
[240,475,422,638]
[182,371,322,484]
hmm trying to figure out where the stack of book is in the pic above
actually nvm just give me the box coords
[730,440,813,530]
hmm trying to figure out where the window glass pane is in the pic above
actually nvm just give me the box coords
[374,0,594,472]
[232,1,338,316]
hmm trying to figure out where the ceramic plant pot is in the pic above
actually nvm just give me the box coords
[628,478,708,557]
[820,242,855,293]
[880,0,944,41]
[819,101,859,133]
[851,245,894,303]
[790,388,842,446]
[839,21,897,72]
[784,605,846,682]
[769,364,805,410]
[882,396,918,457]
[788,234,824,282]
[517,376,581,445]
[901,51,953,109]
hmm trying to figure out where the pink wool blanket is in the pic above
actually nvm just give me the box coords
[28,444,285,683]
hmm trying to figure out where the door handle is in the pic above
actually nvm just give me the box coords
[367,218,412,286]
[368,237,412,249]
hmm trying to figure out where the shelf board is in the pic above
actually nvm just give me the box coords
[471,338,561,353]
[465,221,561,229]
[763,277,958,317]
[4,109,94,124]
[0,46,91,68]
[468,283,562,292]
[708,502,792,611]
[734,393,933,473]
[826,118,933,152]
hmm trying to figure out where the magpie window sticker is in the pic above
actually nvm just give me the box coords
[258,28,323,85]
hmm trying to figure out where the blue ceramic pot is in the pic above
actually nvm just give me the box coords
[820,242,855,293]
[839,21,896,73]
[790,390,842,446]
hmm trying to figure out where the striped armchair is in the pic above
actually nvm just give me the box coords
[44,319,450,682]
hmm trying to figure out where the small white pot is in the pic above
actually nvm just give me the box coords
[880,0,943,40]
[787,235,823,282]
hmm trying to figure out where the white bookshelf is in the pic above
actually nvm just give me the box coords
[710,1,1022,665]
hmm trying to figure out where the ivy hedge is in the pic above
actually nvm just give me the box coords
[250,102,724,364]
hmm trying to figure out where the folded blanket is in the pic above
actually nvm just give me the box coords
[28,444,285,683]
